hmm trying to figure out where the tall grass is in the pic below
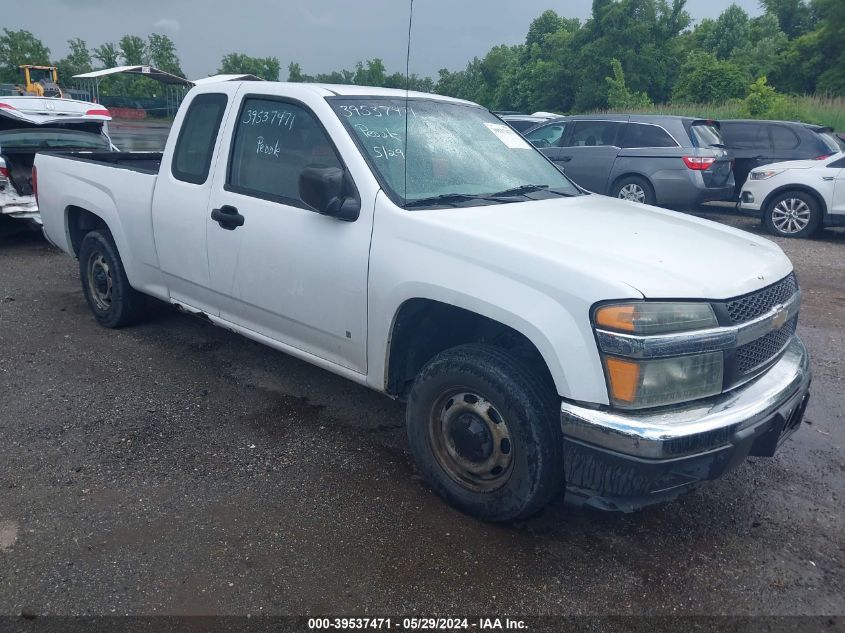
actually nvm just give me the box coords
[596,95,845,131]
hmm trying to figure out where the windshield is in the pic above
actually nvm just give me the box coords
[0,129,110,151]
[329,97,580,207]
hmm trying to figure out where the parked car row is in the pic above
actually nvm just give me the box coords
[505,112,844,238]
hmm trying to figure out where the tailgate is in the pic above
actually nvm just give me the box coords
[688,120,733,188]
[704,155,733,188]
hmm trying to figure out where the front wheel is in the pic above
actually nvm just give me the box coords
[611,176,656,206]
[79,230,146,328]
[763,191,822,238]
[406,344,563,522]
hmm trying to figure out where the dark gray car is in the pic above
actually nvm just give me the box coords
[522,114,735,208]
[720,119,845,196]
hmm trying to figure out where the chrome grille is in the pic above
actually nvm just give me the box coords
[725,273,798,324]
[736,316,797,375]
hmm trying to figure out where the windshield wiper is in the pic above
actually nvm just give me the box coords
[404,192,506,208]
[490,184,579,198]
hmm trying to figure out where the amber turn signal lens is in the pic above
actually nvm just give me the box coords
[604,357,641,403]
[595,305,637,332]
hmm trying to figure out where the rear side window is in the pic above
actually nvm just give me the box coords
[719,122,768,150]
[525,123,566,148]
[564,121,623,147]
[620,123,678,148]
[690,122,726,148]
[818,131,845,153]
[171,93,227,184]
[226,97,342,206]
[770,125,800,151]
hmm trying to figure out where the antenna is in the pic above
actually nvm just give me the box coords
[403,0,414,203]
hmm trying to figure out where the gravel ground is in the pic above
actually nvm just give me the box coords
[0,207,843,619]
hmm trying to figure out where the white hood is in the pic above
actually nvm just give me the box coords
[418,194,793,300]
[753,158,826,171]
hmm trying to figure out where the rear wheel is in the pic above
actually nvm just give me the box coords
[79,230,146,328]
[763,191,822,238]
[406,344,563,522]
[611,175,656,206]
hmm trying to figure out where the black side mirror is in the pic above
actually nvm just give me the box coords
[299,166,360,221]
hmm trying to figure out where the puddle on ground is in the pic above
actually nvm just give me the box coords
[0,520,18,551]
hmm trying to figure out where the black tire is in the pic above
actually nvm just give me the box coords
[610,175,656,206]
[78,230,146,328]
[763,190,822,238]
[406,343,563,522]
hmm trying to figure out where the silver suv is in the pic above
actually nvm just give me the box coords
[522,114,735,208]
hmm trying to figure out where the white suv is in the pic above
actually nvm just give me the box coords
[740,152,845,238]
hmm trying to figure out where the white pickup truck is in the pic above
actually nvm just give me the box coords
[36,82,811,521]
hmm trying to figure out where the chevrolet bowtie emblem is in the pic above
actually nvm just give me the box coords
[771,304,788,330]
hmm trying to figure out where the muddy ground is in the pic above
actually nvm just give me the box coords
[0,210,843,618]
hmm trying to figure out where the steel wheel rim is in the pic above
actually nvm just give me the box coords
[618,183,646,203]
[428,390,513,493]
[87,252,113,311]
[771,198,811,234]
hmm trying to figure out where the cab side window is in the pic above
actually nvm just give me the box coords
[564,121,623,147]
[227,97,342,206]
[171,93,228,184]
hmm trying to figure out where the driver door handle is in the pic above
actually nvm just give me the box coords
[211,205,245,230]
[558,156,572,163]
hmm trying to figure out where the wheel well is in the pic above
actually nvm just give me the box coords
[385,299,555,399]
[762,186,828,216]
[66,206,109,257]
[610,173,653,194]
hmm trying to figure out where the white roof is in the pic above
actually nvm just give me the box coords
[186,80,476,106]
[285,82,473,104]
[191,74,264,85]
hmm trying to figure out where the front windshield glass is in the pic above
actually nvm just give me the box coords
[0,129,110,150]
[329,97,580,207]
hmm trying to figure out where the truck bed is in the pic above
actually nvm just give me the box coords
[36,151,164,278]
[41,151,163,174]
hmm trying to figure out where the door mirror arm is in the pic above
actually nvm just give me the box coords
[299,166,361,222]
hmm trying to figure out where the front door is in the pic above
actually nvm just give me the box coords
[556,120,624,194]
[205,94,373,373]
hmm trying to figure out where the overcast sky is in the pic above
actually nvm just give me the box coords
[9,0,763,80]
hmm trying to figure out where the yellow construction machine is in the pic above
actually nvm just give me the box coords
[16,65,63,98]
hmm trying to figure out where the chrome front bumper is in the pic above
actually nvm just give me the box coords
[561,336,811,460]
[560,337,811,510]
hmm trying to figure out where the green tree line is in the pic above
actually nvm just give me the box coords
[1,0,841,112]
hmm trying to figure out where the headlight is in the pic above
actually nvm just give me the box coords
[750,170,783,180]
[594,302,723,409]
[604,352,724,409]
[594,302,717,335]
